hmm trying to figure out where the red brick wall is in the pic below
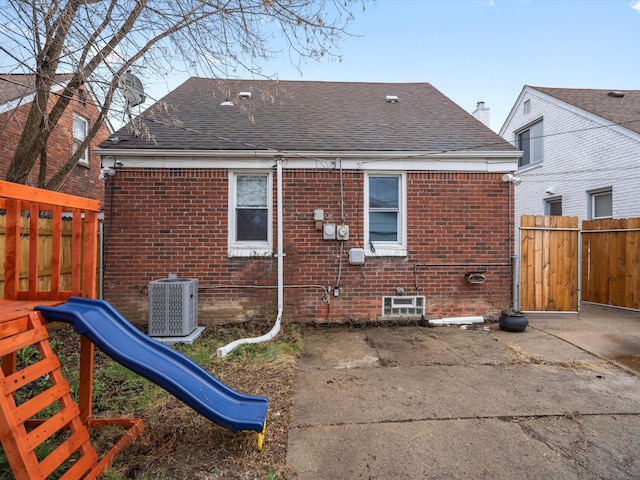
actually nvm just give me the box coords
[102,168,513,325]
[0,88,108,201]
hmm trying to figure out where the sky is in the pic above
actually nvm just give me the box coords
[141,0,640,133]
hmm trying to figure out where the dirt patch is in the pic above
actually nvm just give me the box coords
[504,344,604,373]
[47,319,299,479]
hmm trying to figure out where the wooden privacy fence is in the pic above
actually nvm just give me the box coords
[582,218,640,309]
[520,215,640,312]
[0,216,77,298]
[520,215,580,312]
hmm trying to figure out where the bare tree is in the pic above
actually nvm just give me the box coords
[0,0,365,189]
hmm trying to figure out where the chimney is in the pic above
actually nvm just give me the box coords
[472,100,490,128]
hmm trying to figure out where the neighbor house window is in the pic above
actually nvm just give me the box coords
[516,119,543,168]
[523,99,531,115]
[588,188,612,219]
[364,173,407,256]
[228,172,272,256]
[545,197,562,216]
[73,114,89,164]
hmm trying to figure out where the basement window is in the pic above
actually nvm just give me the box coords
[382,296,425,316]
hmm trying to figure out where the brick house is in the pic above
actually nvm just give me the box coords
[500,86,640,229]
[97,78,520,325]
[0,74,109,200]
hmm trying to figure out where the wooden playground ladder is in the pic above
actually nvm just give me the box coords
[0,310,101,479]
[0,308,144,479]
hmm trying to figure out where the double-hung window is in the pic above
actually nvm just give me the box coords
[228,172,272,256]
[73,114,89,164]
[365,173,407,256]
[516,119,543,168]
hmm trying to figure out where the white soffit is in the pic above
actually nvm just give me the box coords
[96,150,519,172]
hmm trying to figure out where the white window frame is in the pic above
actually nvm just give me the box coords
[364,172,407,257]
[73,114,89,164]
[228,171,273,257]
[523,99,531,115]
[516,119,543,168]
[545,197,562,216]
[588,188,612,220]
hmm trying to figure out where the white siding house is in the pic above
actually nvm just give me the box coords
[500,86,640,237]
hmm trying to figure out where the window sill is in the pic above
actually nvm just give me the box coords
[228,247,272,258]
[517,161,543,173]
[365,247,407,258]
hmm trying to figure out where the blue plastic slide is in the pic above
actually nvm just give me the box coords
[36,297,268,438]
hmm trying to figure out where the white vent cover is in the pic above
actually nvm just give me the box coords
[238,91,252,98]
[149,278,198,336]
[385,95,399,103]
[382,296,425,316]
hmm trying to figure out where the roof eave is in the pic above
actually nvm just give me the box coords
[96,148,521,172]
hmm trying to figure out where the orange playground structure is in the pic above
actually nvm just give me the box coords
[0,180,143,479]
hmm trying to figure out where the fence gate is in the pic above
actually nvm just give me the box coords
[582,218,640,309]
[520,215,580,312]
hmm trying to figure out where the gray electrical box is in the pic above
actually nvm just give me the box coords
[323,223,336,240]
[148,277,198,337]
[349,248,365,265]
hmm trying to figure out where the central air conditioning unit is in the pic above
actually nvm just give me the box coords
[148,275,198,337]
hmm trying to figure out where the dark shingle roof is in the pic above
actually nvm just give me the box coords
[102,78,515,153]
[531,86,640,136]
[0,73,74,105]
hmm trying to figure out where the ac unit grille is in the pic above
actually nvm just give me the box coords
[149,278,198,336]
[382,296,425,316]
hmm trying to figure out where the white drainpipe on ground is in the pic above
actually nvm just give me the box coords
[217,158,284,358]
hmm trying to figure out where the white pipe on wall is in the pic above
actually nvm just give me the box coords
[217,159,284,358]
[428,316,485,326]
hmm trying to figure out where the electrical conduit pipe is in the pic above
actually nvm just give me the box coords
[217,159,284,358]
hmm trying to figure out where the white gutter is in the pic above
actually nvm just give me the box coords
[217,158,284,358]
[95,148,520,160]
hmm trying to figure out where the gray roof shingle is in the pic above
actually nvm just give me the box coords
[0,73,74,105]
[531,86,640,135]
[102,78,515,153]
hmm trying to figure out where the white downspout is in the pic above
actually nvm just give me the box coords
[217,159,284,358]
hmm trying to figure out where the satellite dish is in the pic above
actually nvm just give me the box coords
[118,71,146,107]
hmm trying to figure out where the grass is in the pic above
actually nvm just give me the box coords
[0,317,301,479]
[92,362,161,415]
